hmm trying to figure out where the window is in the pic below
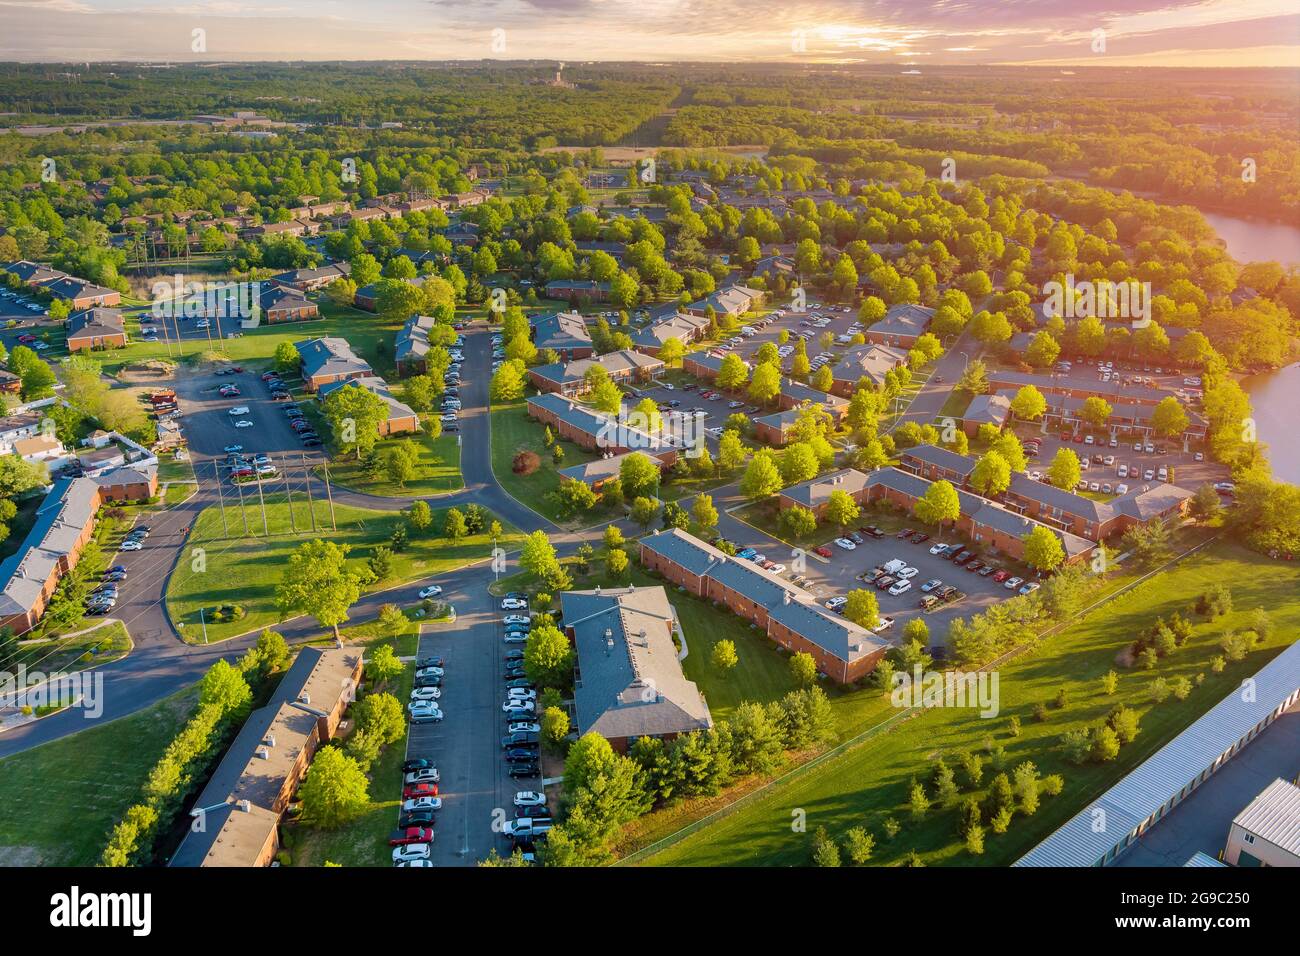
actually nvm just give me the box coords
[1243,833,1255,845]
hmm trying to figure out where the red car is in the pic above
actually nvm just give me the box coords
[991,570,1011,583]
[403,782,439,799]
[17,334,36,344]
[813,546,833,558]
[388,826,434,846]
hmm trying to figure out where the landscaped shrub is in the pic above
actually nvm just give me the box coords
[512,450,540,475]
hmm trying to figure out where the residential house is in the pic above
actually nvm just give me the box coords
[527,349,663,397]
[961,393,1013,437]
[525,393,677,468]
[683,284,765,320]
[862,304,935,349]
[316,377,419,436]
[630,311,711,356]
[544,280,612,305]
[394,315,438,376]
[42,276,121,309]
[269,262,350,292]
[258,285,318,324]
[295,337,373,392]
[94,464,159,502]
[531,311,594,360]
[830,344,908,395]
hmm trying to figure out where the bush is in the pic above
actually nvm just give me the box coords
[512,451,540,475]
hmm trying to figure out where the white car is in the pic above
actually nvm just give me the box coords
[418,585,443,599]
[834,537,857,551]
[410,687,441,701]
[227,406,250,416]
[824,596,847,612]
[119,540,143,551]
[503,632,527,644]
[415,666,444,678]
[233,419,254,428]
[1004,576,1024,591]
[507,688,537,700]
[515,791,547,808]
[501,598,528,610]
[400,796,441,811]
[403,768,441,785]
[508,721,541,734]
[409,702,443,722]
[393,844,432,863]
[503,699,535,712]
[896,567,919,580]
[767,563,786,574]
[1116,483,1130,495]
[1019,582,1041,596]
[887,580,912,596]
[502,614,530,626]
[929,542,949,555]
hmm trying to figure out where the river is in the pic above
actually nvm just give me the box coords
[1200,211,1300,267]
[1242,362,1300,486]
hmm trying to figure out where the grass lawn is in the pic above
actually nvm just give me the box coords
[104,297,401,378]
[158,454,197,483]
[0,494,42,561]
[12,619,131,675]
[490,397,604,526]
[636,540,1300,867]
[164,483,198,506]
[937,389,973,421]
[0,688,198,866]
[166,494,523,643]
[319,431,463,498]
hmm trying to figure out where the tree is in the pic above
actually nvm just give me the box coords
[524,623,575,688]
[368,642,404,688]
[779,504,818,538]
[322,384,388,460]
[789,651,818,687]
[406,499,433,532]
[824,489,861,529]
[299,746,370,828]
[843,589,880,629]
[606,546,629,578]
[630,496,658,531]
[842,826,875,864]
[1190,484,1222,522]
[914,479,960,530]
[1047,447,1081,491]
[619,452,660,501]
[990,431,1027,473]
[1151,396,1190,439]
[275,540,371,639]
[384,445,417,488]
[748,362,782,405]
[691,493,718,533]
[490,360,526,401]
[1022,526,1065,573]
[0,456,48,498]
[443,507,468,541]
[955,358,988,395]
[969,451,1012,496]
[552,478,597,517]
[541,706,570,749]
[274,340,300,371]
[353,692,405,746]
[779,442,819,485]
[198,658,252,713]
[519,530,562,582]
[1010,384,1046,422]
[716,353,749,391]
[718,430,747,471]
[658,336,685,367]
[740,452,782,501]
[1080,396,1112,429]
[252,628,290,674]
[1024,331,1060,369]
[711,639,738,674]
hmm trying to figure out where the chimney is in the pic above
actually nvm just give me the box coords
[255,746,270,760]
[604,628,614,653]
[783,590,791,605]
[236,800,252,813]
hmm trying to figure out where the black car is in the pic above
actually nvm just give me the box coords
[504,670,527,681]
[399,809,437,828]
[413,675,442,689]
[302,438,322,447]
[416,657,444,669]
[504,650,524,661]
[501,732,540,748]
[402,758,434,773]
[508,764,540,778]
[516,805,549,819]
[505,678,533,689]
[504,748,537,762]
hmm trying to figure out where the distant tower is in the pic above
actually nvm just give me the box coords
[555,62,565,85]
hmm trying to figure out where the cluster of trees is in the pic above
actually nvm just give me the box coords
[541,685,836,865]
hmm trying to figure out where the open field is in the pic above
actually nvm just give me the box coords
[490,398,603,526]
[321,431,464,498]
[0,688,198,866]
[166,495,522,643]
[633,541,1299,866]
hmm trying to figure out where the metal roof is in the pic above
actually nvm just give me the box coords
[1231,777,1300,857]
[1016,641,1300,867]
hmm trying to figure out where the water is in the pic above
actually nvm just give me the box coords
[1200,211,1300,267]
[1242,362,1300,486]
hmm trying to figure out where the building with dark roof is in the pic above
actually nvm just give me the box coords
[43,276,121,309]
[630,311,711,355]
[830,344,908,394]
[295,337,373,391]
[258,284,318,324]
[961,393,1013,437]
[66,307,127,351]
[863,304,934,348]
[394,315,438,375]
[563,586,712,751]
[269,262,350,292]
[527,349,663,397]
[525,392,677,466]
[639,529,893,683]
[316,376,419,436]
[776,378,850,419]
[544,280,611,305]
[531,310,594,359]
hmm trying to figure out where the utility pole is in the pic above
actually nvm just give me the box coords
[254,466,270,536]
[199,606,209,644]
[322,459,337,530]
[301,453,319,532]
[233,469,251,536]
[281,455,297,533]
[213,460,229,537]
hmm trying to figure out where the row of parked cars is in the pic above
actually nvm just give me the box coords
[86,563,130,615]
[392,649,452,866]
[497,593,550,859]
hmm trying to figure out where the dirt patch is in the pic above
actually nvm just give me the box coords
[0,845,46,866]
[118,359,178,384]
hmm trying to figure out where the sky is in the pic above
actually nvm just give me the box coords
[0,0,1297,66]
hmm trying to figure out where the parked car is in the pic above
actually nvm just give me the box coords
[392,844,432,863]
[834,537,856,551]
[418,584,443,599]
[389,826,434,846]
[1003,576,1025,591]
[508,764,540,778]
[402,782,439,799]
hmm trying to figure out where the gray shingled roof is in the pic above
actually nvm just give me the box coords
[867,303,934,338]
[781,468,873,508]
[530,349,663,388]
[395,315,437,364]
[67,307,125,339]
[834,344,908,386]
[317,376,417,423]
[0,478,101,620]
[639,529,891,664]
[902,443,978,478]
[564,586,712,741]
[295,337,372,380]
[964,393,1012,426]
[531,310,592,351]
